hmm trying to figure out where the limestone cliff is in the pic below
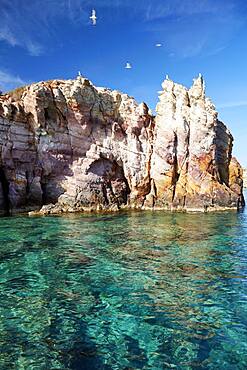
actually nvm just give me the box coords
[0,75,244,215]
[243,169,247,189]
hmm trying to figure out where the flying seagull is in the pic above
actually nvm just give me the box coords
[125,62,132,69]
[90,9,97,25]
[155,43,162,47]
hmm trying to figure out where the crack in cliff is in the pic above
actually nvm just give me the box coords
[182,120,191,208]
[172,131,179,203]
[48,84,73,160]
[84,87,100,146]
[142,114,156,207]
[0,167,10,215]
[49,88,67,125]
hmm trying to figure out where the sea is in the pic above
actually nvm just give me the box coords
[0,191,246,369]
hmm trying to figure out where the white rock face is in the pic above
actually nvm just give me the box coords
[0,75,244,215]
[149,76,244,210]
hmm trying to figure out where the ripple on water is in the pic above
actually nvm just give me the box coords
[0,203,247,369]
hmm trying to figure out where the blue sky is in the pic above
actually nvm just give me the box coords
[0,0,246,166]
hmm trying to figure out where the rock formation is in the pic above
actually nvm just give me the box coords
[0,75,244,215]
[243,169,247,189]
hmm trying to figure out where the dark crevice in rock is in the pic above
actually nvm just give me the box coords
[149,179,157,207]
[101,183,109,206]
[143,116,156,207]
[122,177,131,204]
[182,122,191,207]
[44,108,50,123]
[172,132,179,202]
[215,120,233,186]
[25,170,30,195]
[183,195,186,208]
[41,181,47,205]
[0,167,10,215]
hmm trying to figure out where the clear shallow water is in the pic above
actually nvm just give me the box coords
[0,201,247,369]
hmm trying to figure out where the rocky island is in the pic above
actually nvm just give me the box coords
[0,75,244,215]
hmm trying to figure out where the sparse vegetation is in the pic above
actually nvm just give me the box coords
[7,85,28,100]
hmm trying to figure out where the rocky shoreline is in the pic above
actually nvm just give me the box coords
[0,74,244,216]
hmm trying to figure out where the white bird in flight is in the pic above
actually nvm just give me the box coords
[90,9,97,25]
[156,43,162,47]
[125,62,132,69]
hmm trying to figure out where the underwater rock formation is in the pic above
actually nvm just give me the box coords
[0,75,244,215]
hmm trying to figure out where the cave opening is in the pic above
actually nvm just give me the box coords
[0,167,10,216]
[87,158,131,207]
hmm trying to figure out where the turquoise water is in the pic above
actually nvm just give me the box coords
[0,200,247,369]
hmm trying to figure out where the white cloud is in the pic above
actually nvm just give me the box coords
[0,70,27,92]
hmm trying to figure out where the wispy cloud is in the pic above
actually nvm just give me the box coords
[0,0,86,55]
[0,0,245,58]
[143,0,245,58]
[0,70,28,92]
[0,27,18,47]
[145,0,235,21]
[25,41,43,57]
[218,101,247,109]
[0,26,43,56]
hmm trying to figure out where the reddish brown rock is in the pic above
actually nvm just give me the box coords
[0,75,244,215]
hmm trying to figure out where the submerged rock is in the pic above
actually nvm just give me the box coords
[0,75,244,215]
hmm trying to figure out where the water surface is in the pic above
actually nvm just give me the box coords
[0,199,247,369]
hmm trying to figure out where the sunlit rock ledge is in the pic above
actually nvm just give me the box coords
[0,74,244,216]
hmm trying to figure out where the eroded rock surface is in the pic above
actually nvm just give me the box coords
[0,75,244,215]
[243,169,247,189]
